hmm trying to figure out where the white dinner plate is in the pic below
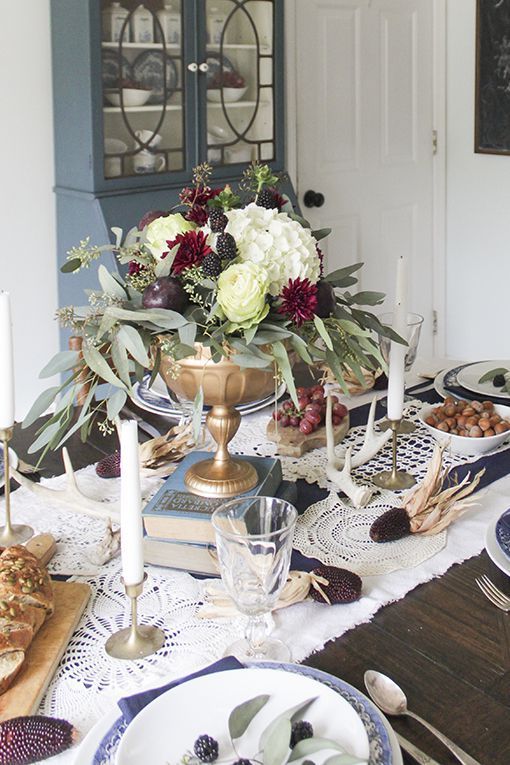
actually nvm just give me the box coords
[485,514,510,577]
[456,360,510,399]
[75,663,401,765]
[133,373,286,419]
[433,363,510,404]
[116,667,370,765]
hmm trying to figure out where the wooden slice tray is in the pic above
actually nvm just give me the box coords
[0,535,91,721]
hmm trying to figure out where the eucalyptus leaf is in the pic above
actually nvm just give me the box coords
[289,212,311,228]
[323,263,363,284]
[261,717,291,765]
[148,346,161,389]
[289,335,313,365]
[178,322,197,347]
[107,306,187,330]
[232,353,273,369]
[118,325,150,367]
[54,410,94,450]
[228,694,270,740]
[111,337,132,388]
[61,258,81,273]
[337,319,370,338]
[272,341,297,407]
[107,389,127,421]
[98,264,127,299]
[27,421,63,454]
[325,350,350,395]
[155,257,172,278]
[348,290,385,306]
[39,350,79,379]
[111,226,124,247]
[82,344,127,391]
[259,697,318,755]
[478,367,508,383]
[323,755,364,765]
[288,737,345,762]
[314,316,334,350]
[192,387,204,443]
[311,227,332,241]
[22,386,60,428]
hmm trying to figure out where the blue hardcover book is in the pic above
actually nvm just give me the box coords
[142,480,298,576]
[142,452,282,544]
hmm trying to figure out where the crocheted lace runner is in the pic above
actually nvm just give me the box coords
[2,397,509,761]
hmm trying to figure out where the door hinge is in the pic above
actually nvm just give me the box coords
[432,130,438,155]
[432,310,438,335]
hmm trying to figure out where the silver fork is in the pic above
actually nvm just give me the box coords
[475,575,510,612]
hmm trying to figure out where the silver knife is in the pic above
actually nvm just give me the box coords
[396,733,443,765]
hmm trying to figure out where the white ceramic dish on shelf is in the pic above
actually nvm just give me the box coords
[418,402,510,456]
[207,86,248,102]
[104,88,152,107]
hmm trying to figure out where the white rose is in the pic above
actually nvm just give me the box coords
[145,213,196,261]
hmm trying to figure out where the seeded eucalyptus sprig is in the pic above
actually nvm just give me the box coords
[179,694,364,765]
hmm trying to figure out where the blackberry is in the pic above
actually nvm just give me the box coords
[202,253,222,277]
[216,232,237,260]
[256,187,279,209]
[208,209,228,233]
[493,373,506,388]
[193,735,219,763]
[290,720,314,748]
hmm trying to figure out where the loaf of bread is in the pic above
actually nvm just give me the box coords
[0,546,54,694]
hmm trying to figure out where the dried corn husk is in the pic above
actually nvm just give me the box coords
[138,422,209,477]
[403,444,485,535]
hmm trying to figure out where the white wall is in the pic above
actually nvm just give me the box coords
[0,0,58,422]
[446,0,510,358]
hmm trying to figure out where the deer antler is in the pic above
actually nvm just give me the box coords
[325,395,375,508]
[338,396,392,469]
[10,448,120,523]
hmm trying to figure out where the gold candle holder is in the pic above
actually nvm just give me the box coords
[379,417,416,435]
[372,420,416,490]
[105,573,165,660]
[0,427,33,545]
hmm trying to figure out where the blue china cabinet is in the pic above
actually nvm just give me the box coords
[50,0,286,315]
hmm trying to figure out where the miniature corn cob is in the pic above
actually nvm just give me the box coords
[0,715,76,764]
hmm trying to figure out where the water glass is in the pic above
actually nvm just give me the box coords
[211,496,297,661]
[378,312,424,373]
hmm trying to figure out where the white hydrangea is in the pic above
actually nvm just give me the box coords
[225,203,321,295]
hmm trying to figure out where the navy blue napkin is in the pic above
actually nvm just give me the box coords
[118,656,243,723]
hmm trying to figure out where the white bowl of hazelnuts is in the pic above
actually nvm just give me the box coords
[419,398,510,456]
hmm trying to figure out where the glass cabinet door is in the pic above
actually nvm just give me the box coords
[204,0,275,167]
[101,0,186,179]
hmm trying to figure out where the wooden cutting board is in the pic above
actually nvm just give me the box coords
[0,535,91,721]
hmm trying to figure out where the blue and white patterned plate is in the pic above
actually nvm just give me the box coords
[206,51,237,85]
[435,363,510,405]
[101,49,132,89]
[132,50,178,103]
[132,373,285,419]
[87,663,399,765]
[495,509,510,560]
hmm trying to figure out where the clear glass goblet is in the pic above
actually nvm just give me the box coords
[377,312,424,433]
[211,496,298,662]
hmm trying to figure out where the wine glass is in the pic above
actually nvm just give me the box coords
[211,496,298,661]
[377,312,424,432]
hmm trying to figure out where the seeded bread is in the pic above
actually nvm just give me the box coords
[0,546,53,616]
[0,546,54,695]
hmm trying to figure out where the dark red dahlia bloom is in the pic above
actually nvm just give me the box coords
[186,205,209,226]
[138,209,168,230]
[277,277,318,327]
[128,260,145,276]
[271,188,286,211]
[180,187,222,225]
[167,230,213,274]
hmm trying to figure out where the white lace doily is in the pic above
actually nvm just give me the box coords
[230,400,472,489]
[293,491,446,575]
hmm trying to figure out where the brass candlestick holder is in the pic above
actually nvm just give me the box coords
[372,419,416,490]
[379,417,416,435]
[105,573,165,660]
[0,427,33,545]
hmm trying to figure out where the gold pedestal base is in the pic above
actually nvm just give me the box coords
[0,524,33,546]
[105,624,165,660]
[185,457,258,498]
[372,469,416,490]
[379,418,416,434]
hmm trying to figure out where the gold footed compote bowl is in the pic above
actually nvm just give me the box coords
[159,346,276,498]
[377,312,424,434]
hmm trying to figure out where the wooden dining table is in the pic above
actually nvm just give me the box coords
[8,394,510,765]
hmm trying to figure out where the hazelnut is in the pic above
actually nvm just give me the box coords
[478,418,491,431]
[469,425,483,438]
[445,417,457,428]
[483,428,496,437]
[437,421,450,432]
[462,406,475,416]
[489,414,502,425]
[495,421,510,434]
[425,415,437,426]
[471,401,483,412]
[465,416,478,428]
[444,404,457,417]
[450,428,459,435]
[482,401,494,411]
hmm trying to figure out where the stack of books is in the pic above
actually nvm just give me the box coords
[142,451,295,576]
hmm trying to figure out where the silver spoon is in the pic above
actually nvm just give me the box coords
[364,670,482,765]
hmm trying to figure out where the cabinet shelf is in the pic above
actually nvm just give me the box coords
[206,44,271,53]
[206,101,269,108]
[103,104,182,113]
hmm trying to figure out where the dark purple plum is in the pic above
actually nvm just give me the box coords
[142,276,188,313]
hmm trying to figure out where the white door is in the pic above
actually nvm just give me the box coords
[294,0,435,355]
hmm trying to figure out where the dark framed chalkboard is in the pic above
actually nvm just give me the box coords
[475,0,510,154]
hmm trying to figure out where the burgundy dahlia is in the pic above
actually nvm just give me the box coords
[278,277,318,327]
[167,230,213,274]
[179,186,222,225]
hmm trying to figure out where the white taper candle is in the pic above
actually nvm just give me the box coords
[387,257,408,421]
[0,293,15,429]
[120,420,144,586]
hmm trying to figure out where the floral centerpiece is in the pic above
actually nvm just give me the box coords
[26,163,397,465]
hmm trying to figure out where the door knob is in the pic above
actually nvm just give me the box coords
[303,190,325,208]
[187,62,198,72]
[199,62,209,73]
